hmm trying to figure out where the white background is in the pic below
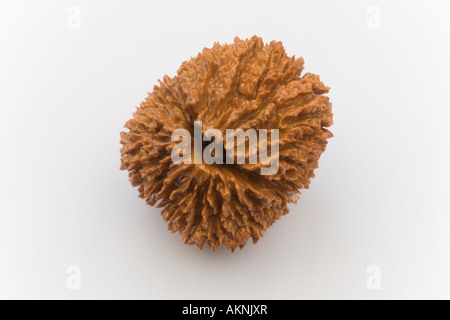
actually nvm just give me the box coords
[1,0,450,300]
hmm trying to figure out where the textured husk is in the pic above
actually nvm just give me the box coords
[120,36,333,252]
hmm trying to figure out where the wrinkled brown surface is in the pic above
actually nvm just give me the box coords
[120,36,333,251]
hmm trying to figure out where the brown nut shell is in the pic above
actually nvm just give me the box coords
[120,36,333,252]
